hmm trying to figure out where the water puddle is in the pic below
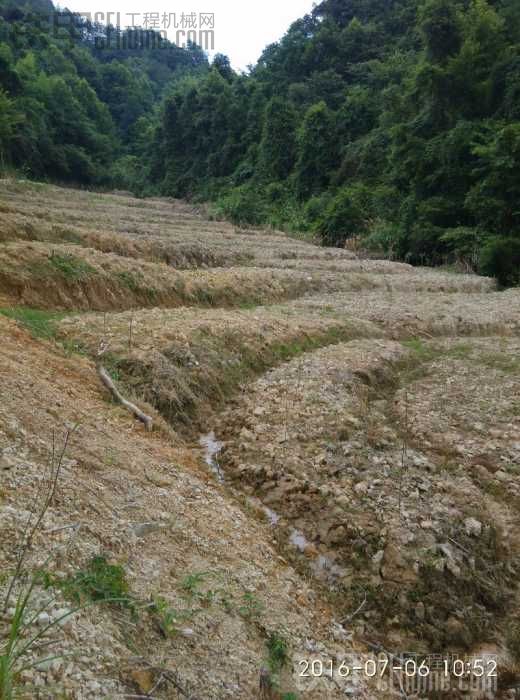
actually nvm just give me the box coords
[247,496,280,526]
[289,527,346,582]
[199,431,224,483]
[200,433,344,584]
[289,528,309,552]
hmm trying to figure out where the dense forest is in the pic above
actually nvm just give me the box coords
[0,0,519,284]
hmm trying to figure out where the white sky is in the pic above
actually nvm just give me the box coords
[59,0,316,70]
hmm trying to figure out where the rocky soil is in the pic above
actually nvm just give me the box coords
[0,178,519,699]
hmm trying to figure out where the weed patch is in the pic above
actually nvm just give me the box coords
[30,253,96,281]
[149,596,193,638]
[48,556,135,613]
[478,352,520,374]
[0,307,66,340]
[238,592,264,621]
[267,632,289,675]
[116,270,142,292]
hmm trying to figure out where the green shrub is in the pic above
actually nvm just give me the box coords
[238,592,264,621]
[150,596,192,637]
[265,182,285,203]
[232,161,255,186]
[267,632,289,675]
[215,186,266,226]
[30,252,97,280]
[116,270,141,292]
[304,192,333,227]
[479,236,520,287]
[363,220,405,257]
[110,155,147,193]
[316,186,367,246]
[440,227,483,266]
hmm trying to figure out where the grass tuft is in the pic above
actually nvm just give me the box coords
[50,556,134,613]
[267,632,289,675]
[0,307,66,340]
[28,252,96,281]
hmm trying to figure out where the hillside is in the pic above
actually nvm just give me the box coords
[1,0,519,279]
[0,179,519,698]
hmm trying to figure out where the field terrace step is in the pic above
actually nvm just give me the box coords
[0,240,357,311]
[57,306,381,430]
[276,288,520,337]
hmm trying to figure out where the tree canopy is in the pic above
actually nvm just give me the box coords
[0,0,519,283]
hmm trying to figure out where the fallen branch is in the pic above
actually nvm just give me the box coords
[97,364,152,432]
[340,590,367,625]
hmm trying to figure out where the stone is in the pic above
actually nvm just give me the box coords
[130,669,154,694]
[371,550,384,572]
[381,543,417,584]
[37,612,51,626]
[446,558,462,578]
[354,481,368,496]
[132,522,162,538]
[337,495,350,508]
[144,470,173,487]
[239,427,255,441]
[445,616,471,646]
[464,517,482,537]
[414,602,425,621]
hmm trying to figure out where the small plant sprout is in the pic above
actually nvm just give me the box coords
[267,632,289,676]
[238,592,264,622]
[0,427,81,700]
[149,596,193,638]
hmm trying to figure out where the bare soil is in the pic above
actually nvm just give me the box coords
[0,178,519,699]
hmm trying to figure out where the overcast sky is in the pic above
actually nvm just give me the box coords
[59,0,316,70]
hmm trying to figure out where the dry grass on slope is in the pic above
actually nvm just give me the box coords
[0,240,339,312]
[57,306,380,432]
[282,288,520,338]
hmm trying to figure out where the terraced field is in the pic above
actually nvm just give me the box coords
[0,178,519,699]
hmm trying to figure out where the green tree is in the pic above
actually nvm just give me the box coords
[258,97,297,181]
[0,87,21,167]
[419,0,462,64]
[295,101,337,198]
